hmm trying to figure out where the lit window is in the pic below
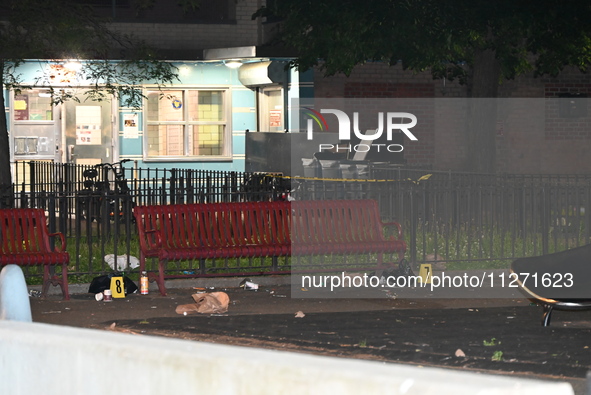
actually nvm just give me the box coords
[145,89,229,160]
[14,89,53,121]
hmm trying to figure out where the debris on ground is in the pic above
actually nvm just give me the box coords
[381,289,397,299]
[491,351,504,361]
[295,311,305,318]
[104,254,140,271]
[455,349,466,357]
[175,292,230,315]
[239,278,259,291]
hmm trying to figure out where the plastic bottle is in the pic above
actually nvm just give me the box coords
[140,271,149,295]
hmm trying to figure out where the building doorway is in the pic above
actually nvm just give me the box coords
[63,93,115,166]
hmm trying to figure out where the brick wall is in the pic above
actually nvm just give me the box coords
[314,63,467,168]
[108,0,262,54]
[495,68,591,174]
[315,63,591,174]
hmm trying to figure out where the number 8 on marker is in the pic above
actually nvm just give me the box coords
[110,276,126,298]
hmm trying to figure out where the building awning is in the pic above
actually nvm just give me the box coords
[203,46,292,87]
[238,61,287,87]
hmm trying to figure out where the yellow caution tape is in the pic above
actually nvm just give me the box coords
[267,173,433,184]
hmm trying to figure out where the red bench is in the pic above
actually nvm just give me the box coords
[134,200,407,296]
[0,209,70,300]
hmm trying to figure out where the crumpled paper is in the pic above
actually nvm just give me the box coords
[175,292,230,315]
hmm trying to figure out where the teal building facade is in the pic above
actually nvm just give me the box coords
[3,57,313,179]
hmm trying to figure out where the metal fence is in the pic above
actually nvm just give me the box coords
[293,170,591,270]
[11,160,591,283]
[12,160,294,282]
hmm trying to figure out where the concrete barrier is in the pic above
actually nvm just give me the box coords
[0,265,32,322]
[0,320,574,395]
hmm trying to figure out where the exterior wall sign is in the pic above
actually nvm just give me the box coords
[76,106,102,145]
[14,95,29,121]
[123,113,139,139]
[269,110,282,127]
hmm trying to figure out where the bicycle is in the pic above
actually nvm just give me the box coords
[77,166,103,222]
[94,159,136,224]
[239,173,293,202]
[77,159,135,223]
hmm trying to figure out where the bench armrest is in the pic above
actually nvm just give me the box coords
[141,228,163,250]
[382,221,403,240]
[48,232,66,252]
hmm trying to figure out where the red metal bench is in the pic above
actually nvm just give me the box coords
[0,209,70,300]
[134,200,407,296]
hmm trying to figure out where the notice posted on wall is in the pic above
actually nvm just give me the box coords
[269,109,282,127]
[123,113,139,139]
[76,106,102,145]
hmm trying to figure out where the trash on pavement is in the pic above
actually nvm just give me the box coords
[295,311,305,318]
[140,271,149,295]
[175,292,230,315]
[239,278,259,291]
[88,273,138,295]
[104,254,140,271]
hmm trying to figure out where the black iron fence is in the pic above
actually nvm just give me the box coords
[12,160,294,282]
[11,160,591,283]
[293,170,591,270]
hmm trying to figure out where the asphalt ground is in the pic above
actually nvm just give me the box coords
[29,279,591,394]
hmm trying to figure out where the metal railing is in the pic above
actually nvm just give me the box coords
[292,173,591,269]
[11,160,591,283]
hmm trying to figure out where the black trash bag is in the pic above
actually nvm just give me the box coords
[88,273,138,295]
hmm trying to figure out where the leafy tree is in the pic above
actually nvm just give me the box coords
[0,0,180,206]
[254,0,591,172]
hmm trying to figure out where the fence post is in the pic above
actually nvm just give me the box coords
[47,195,59,281]
[206,175,212,203]
[28,161,36,207]
[586,186,591,249]
[169,169,177,204]
[186,170,194,204]
[409,188,417,265]
[540,186,549,255]
[160,175,168,205]
[48,195,57,249]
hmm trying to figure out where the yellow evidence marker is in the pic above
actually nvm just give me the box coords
[418,264,432,284]
[110,276,126,298]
